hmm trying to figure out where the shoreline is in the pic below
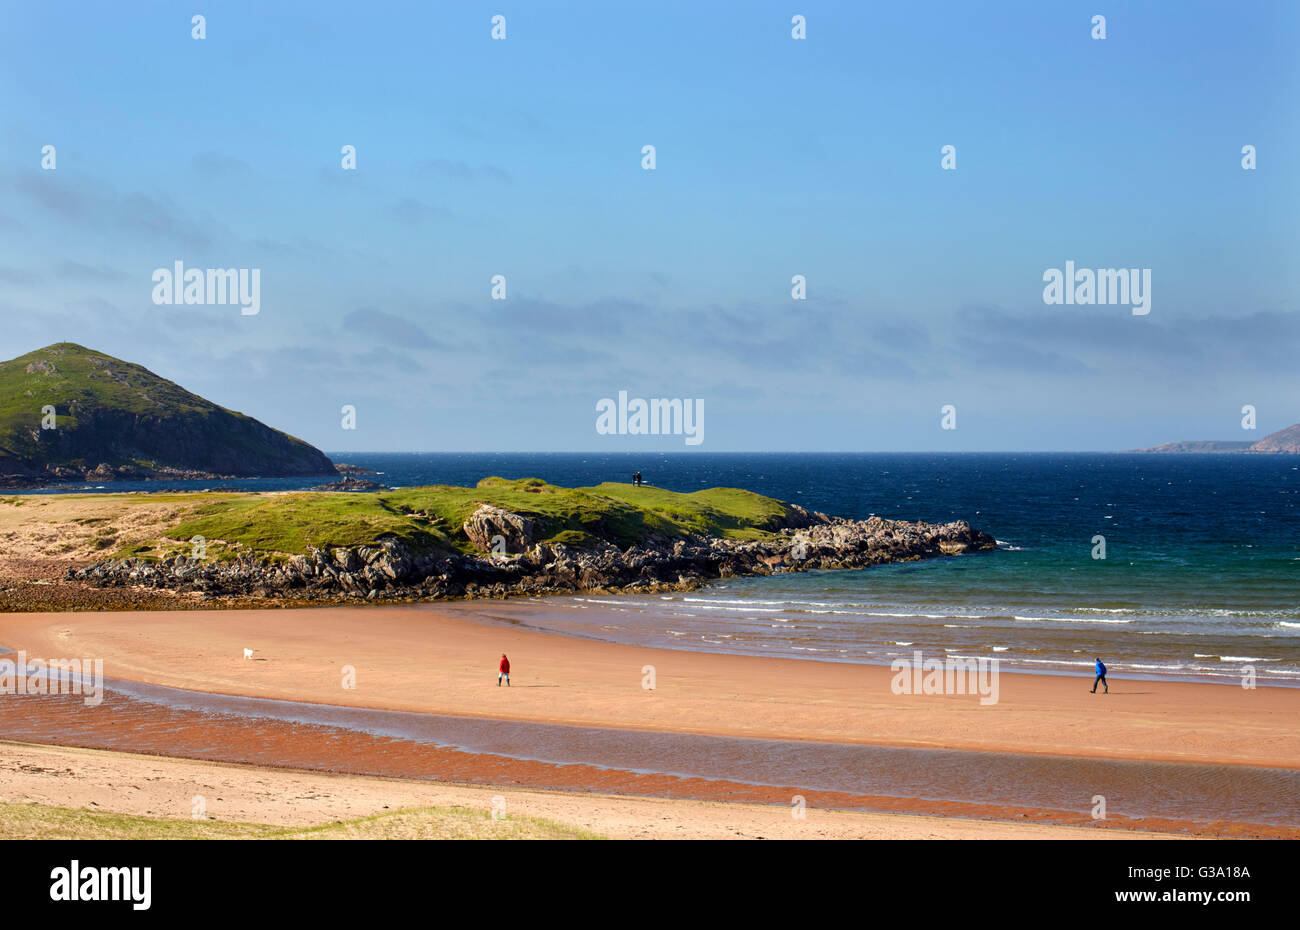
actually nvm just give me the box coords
[4,585,1298,689]
[445,596,1300,689]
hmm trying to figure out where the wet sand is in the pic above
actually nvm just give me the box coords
[0,683,1291,836]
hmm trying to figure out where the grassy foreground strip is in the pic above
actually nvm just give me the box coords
[0,800,604,840]
[122,477,803,560]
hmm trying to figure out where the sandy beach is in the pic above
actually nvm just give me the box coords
[2,603,1295,767]
[1,602,1296,839]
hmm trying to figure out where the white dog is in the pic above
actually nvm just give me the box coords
[243,648,255,660]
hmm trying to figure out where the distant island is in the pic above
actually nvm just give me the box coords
[0,343,336,487]
[1129,422,1300,454]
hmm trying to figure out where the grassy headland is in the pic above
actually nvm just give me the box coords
[130,477,804,561]
[0,477,811,568]
[6,478,995,609]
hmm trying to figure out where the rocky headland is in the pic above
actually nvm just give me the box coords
[67,504,995,604]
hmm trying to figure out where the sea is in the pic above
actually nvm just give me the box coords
[22,452,1300,685]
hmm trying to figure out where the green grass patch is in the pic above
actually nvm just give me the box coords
[153,477,804,557]
[0,800,603,840]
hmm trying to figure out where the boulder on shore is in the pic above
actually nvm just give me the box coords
[463,504,537,554]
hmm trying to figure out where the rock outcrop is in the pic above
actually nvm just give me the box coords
[310,477,387,491]
[68,512,997,604]
[462,505,538,553]
[334,463,379,475]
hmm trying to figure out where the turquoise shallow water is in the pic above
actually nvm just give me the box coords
[22,452,1300,682]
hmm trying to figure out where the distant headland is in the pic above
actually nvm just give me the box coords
[0,343,335,488]
[1128,422,1299,454]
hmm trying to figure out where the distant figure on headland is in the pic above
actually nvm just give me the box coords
[1091,657,1108,694]
[498,653,510,687]
[633,471,642,487]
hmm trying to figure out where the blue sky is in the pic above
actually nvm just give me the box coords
[1,0,1297,451]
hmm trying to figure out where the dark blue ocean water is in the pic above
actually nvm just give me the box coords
[22,452,1300,682]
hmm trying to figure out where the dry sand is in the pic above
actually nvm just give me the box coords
[0,494,203,611]
[0,494,186,566]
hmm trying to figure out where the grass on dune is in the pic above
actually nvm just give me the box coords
[0,800,604,840]
[163,492,451,558]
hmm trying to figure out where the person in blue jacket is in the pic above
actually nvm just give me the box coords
[1091,657,1109,694]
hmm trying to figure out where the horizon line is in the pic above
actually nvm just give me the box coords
[319,449,1228,456]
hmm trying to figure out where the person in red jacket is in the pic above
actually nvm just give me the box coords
[498,654,510,687]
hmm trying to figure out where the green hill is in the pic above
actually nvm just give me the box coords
[0,342,334,485]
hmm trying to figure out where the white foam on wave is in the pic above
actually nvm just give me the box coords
[673,599,1001,622]
[1012,615,1134,624]
[677,604,787,614]
[682,597,789,606]
[860,611,987,620]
